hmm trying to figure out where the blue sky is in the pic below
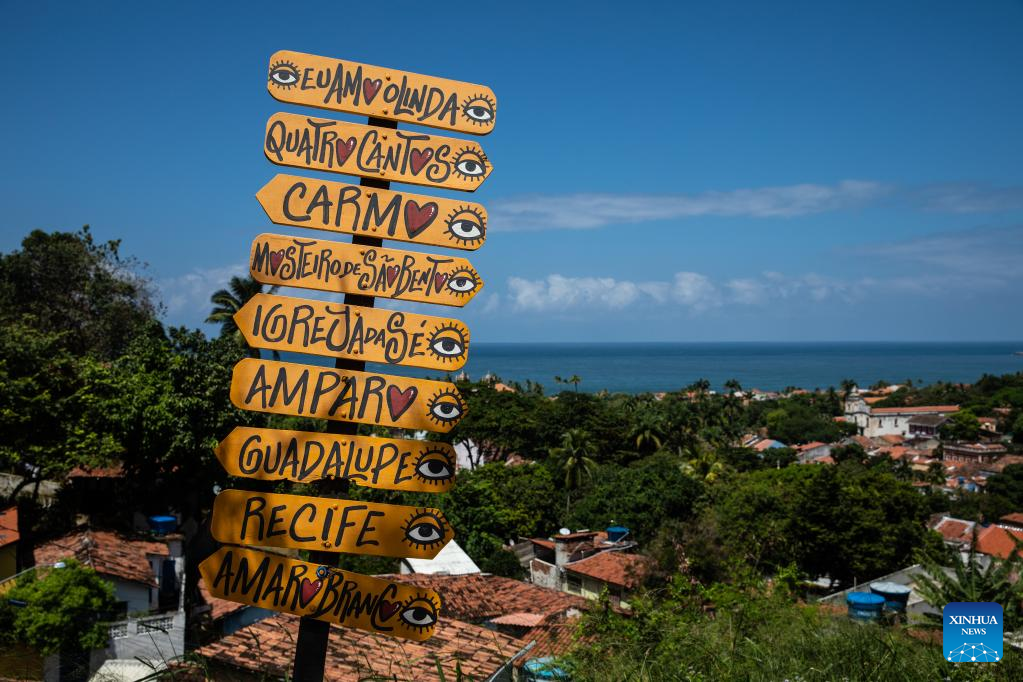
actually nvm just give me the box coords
[2,0,1022,341]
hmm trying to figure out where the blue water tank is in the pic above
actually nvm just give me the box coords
[148,515,177,536]
[846,592,885,621]
[606,526,629,543]
[870,582,912,612]
[523,658,569,681]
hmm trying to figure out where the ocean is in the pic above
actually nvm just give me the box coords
[282,342,1023,394]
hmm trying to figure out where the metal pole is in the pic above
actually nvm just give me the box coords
[290,117,398,681]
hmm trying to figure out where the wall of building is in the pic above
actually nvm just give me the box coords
[529,559,560,591]
[0,544,16,579]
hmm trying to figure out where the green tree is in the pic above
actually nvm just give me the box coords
[550,429,598,517]
[2,560,117,654]
[0,227,158,359]
[940,410,981,441]
[915,536,1023,629]
[206,275,278,357]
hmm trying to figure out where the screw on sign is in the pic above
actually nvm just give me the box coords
[202,49,494,681]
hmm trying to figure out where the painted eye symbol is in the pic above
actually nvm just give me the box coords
[461,94,496,126]
[428,325,467,361]
[269,61,300,89]
[452,147,488,181]
[316,565,329,579]
[399,596,439,632]
[427,390,465,426]
[414,449,455,484]
[446,268,480,296]
[445,207,486,246]
[402,510,447,549]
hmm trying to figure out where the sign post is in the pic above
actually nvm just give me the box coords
[199,51,495,681]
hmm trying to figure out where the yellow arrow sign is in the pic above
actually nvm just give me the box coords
[267,50,496,136]
[200,546,441,641]
[214,426,457,492]
[264,112,492,191]
[230,358,467,432]
[235,294,470,370]
[210,489,453,559]
[256,174,487,251]
[249,233,482,307]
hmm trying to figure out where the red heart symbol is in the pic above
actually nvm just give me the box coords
[409,148,433,176]
[378,599,401,621]
[269,249,286,275]
[387,385,418,421]
[363,78,382,104]
[404,201,438,238]
[336,137,357,166]
[386,265,400,287]
[299,578,322,608]
[433,272,449,293]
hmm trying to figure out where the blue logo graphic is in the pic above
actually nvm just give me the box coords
[943,602,1002,663]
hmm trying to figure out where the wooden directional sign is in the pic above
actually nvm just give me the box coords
[215,426,457,493]
[200,546,442,641]
[256,174,487,251]
[210,489,453,559]
[267,50,496,136]
[235,294,470,370]
[230,358,467,433]
[249,233,482,307]
[264,112,492,191]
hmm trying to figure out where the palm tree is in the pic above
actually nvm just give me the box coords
[549,429,598,517]
[206,275,279,358]
[678,443,725,483]
[915,534,1023,629]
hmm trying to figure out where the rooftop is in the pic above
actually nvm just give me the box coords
[563,551,651,589]
[33,528,168,586]
[197,577,246,621]
[195,613,527,681]
[976,525,1023,560]
[386,573,586,622]
[402,539,481,576]
[871,405,959,415]
[0,507,18,550]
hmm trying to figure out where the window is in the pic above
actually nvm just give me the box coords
[566,574,582,594]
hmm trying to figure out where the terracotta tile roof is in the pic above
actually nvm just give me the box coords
[796,442,828,451]
[490,612,546,627]
[1000,513,1023,526]
[493,382,517,393]
[0,507,19,549]
[976,525,1023,560]
[933,517,975,544]
[880,434,904,445]
[197,577,246,621]
[386,573,587,622]
[986,455,1023,474]
[880,446,910,460]
[871,405,958,415]
[66,463,125,478]
[33,528,167,586]
[563,551,651,589]
[812,456,836,465]
[864,396,887,405]
[516,614,589,667]
[530,538,555,551]
[195,613,528,681]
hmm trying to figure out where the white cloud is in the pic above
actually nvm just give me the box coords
[506,270,863,313]
[489,180,888,231]
[915,184,1023,213]
[158,263,246,321]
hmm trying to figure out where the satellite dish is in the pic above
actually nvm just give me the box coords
[558,527,571,536]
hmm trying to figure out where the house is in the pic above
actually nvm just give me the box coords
[795,442,832,463]
[999,513,1023,531]
[974,525,1023,560]
[561,551,651,607]
[942,442,1008,465]
[843,394,958,438]
[0,506,18,580]
[931,516,977,548]
[526,528,648,608]
[32,527,186,675]
[189,572,590,681]
[191,612,532,681]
